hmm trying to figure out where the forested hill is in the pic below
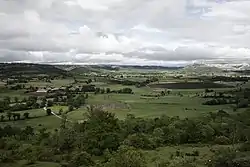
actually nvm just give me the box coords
[0,63,68,77]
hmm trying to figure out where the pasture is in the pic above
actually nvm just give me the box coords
[1,63,250,167]
[0,80,235,130]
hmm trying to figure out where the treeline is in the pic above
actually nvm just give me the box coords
[203,88,250,108]
[0,96,40,113]
[94,87,133,94]
[6,79,29,85]
[1,108,250,166]
[203,98,249,108]
[0,93,87,118]
[0,63,69,78]
[141,90,171,98]
[108,77,159,87]
[210,76,249,82]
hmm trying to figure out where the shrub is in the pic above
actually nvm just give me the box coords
[214,136,230,145]
[0,151,14,163]
[239,142,250,152]
[68,151,94,167]
[104,146,146,167]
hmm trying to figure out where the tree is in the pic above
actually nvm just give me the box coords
[3,96,11,104]
[104,146,146,167]
[95,88,101,94]
[73,99,81,109]
[14,97,19,103]
[209,148,236,167]
[219,92,224,97]
[58,108,63,115]
[40,98,47,108]
[88,79,92,84]
[161,91,165,96]
[209,112,217,122]
[23,112,30,119]
[101,89,105,94]
[81,108,121,155]
[32,103,39,109]
[68,105,74,112]
[0,115,4,122]
[7,112,12,121]
[123,133,156,149]
[217,110,229,123]
[237,99,248,108]
[12,113,21,121]
[22,97,27,103]
[155,156,197,167]
[68,151,94,167]
[47,100,53,107]
[121,88,133,94]
[214,136,230,145]
[22,126,34,138]
[74,77,78,83]
[106,88,111,94]
[152,128,164,146]
[53,96,59,103]
[46,108,52,116]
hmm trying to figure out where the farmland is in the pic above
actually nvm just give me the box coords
[0,63,250,167]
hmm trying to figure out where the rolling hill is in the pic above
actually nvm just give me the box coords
[0,63,68,77]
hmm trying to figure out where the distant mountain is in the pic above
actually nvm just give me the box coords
[219,63,250,71]
[116,65,183,70]
[183,62,250,74]
[55,64,183,73]
[69,66,102,74]
[0,63,68,77]
[183,63,223,74]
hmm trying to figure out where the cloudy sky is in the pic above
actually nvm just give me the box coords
[0,0,250,66]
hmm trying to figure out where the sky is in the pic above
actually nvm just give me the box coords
[1,0,250,66]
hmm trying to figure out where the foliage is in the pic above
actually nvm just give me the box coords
[214,136,231,145]
[46,108,52,115]
[104,146,146,167]
[68,151,94,167]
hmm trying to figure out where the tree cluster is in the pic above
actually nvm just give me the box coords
[1,108,250,166]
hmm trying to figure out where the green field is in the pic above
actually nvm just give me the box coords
[0,82,235,129]
[1,63,249,167]
[2,144,235,167]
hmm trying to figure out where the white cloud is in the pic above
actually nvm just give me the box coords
[0,0,250,65]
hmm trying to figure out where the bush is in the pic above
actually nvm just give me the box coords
[0,139,6,149]
[23,112,30,119]
[68,151,94,167]
[46,108,52,115]
[5,139,20,150]
[155,157,197,167]
[123,133,156,149]
[209,148,236,167]
[0,151,14,163]
[237,99,249,108]
[68,105,74,112]
[214,136,230,145]
[185,150,200,157]
[104,146,146,167]
[232,157,250,167]
[239,142,250,152]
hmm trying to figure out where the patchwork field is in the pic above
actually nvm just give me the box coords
[1,63,250,167]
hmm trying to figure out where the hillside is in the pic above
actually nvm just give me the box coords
[69,66,103,74]
[183,63,223,75]
[0,63,68,77]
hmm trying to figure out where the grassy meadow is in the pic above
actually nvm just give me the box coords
[1,64,250,167]
[0,79,236,130]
